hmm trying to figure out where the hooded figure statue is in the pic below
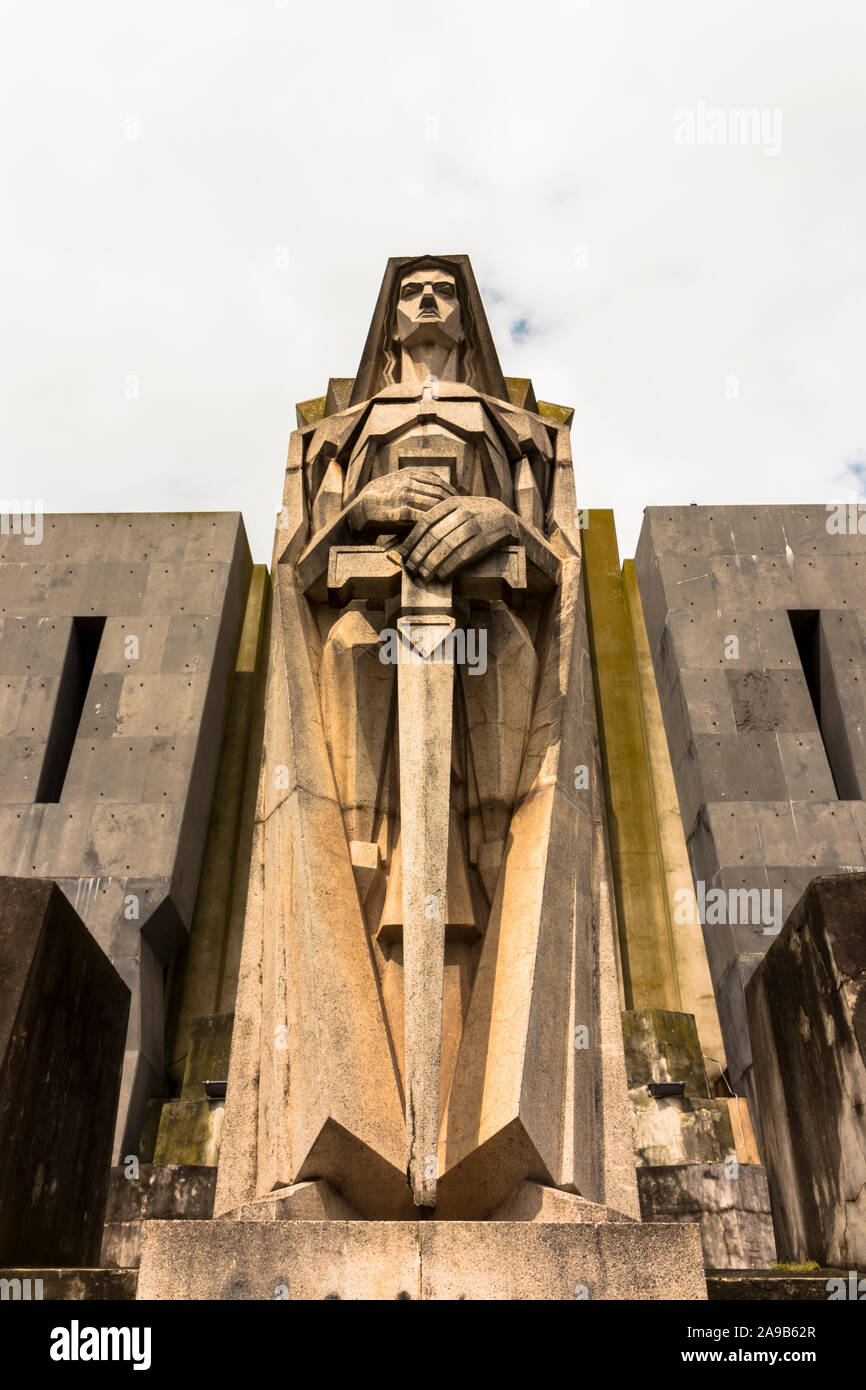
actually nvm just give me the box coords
[214,256,624,1227]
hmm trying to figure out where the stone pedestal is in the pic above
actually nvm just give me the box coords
[101,1163,217,1269]
[624,1007,773,1268]
[637,1163,776,1269]
[137,1218,706,1300]
[151,1012,233,1165]
[0,876,130,1266]
[746,873,866,1267]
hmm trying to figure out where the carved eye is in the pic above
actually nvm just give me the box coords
[401,283,422,299]
[437,283,455,298]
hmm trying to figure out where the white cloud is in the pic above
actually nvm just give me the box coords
[1,0,864,561]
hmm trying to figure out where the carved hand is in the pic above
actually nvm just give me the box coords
[398,496,519,583]
[348,469,455,531]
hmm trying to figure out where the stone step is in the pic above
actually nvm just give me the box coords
[0,1269,138,1301]
[101,1163,217,1269]
[707,1268,866,1300]
[136,1218,707,1300]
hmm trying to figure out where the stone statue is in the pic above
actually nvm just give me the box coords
[215,255,638,1222]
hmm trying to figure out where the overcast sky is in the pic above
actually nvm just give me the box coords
[2,0,864,562]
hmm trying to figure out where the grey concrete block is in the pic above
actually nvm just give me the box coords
[746,874,866,1266]
[753,611,803,668]
[689,732,788,802]
[637,1163,776,1269]
[679,669,737,736]
[775,732,837,800]
[0,876,129,1265]
[778,504,865,555]
[700,802,763,869]
[716,955,764,1087]
[675,740,711,840]
[726,668,816,733]
[101,1163,216,1269]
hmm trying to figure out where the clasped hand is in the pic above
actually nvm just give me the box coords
[349,469,517,583]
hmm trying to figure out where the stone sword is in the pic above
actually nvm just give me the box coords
[326,538,527,1208]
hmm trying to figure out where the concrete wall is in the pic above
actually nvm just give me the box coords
[0,513,252,1154]
[634,505,866,1121]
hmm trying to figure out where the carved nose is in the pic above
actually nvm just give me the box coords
[420,283,437,308]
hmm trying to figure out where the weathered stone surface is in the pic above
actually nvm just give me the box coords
[583,516,727,1085]
[0,876,129,1266]
[396,594,455,1207]
[103,1162,216,1225]
[139,1220,421,1300]
[623,1008,710,1096]
[223,1180,358,1221]
[637,1163,776,1269]
[162,567,269,1096]
[101,1163,216,1268]
[419,1220,705,1300]
[707,1269,863,1301]
[746,874,866,1266]
[152,1099,223,1167]
[489,1180,634,1224]
[136,1218,706,1300]
[153,1012,233,1165]
[178,1013,234,1100]
[630,1089,737,1166]
[0,1268,138,1301]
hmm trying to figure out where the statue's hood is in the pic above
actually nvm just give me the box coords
[349,254,509,407]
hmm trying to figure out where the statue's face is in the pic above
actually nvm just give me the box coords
[396,267,464,348]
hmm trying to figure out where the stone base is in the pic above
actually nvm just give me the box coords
[0,1269,138,1301]
[0,877,130,1267]
[746,874,866,1267]
[223,1180,359,1221]
[136,1219,706,1300]
[707,1269,865,1301]
[637,1163,776,1269]
[101,1164,217,1269]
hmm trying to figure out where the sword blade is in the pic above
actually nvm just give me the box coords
[396,609,455,1207]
